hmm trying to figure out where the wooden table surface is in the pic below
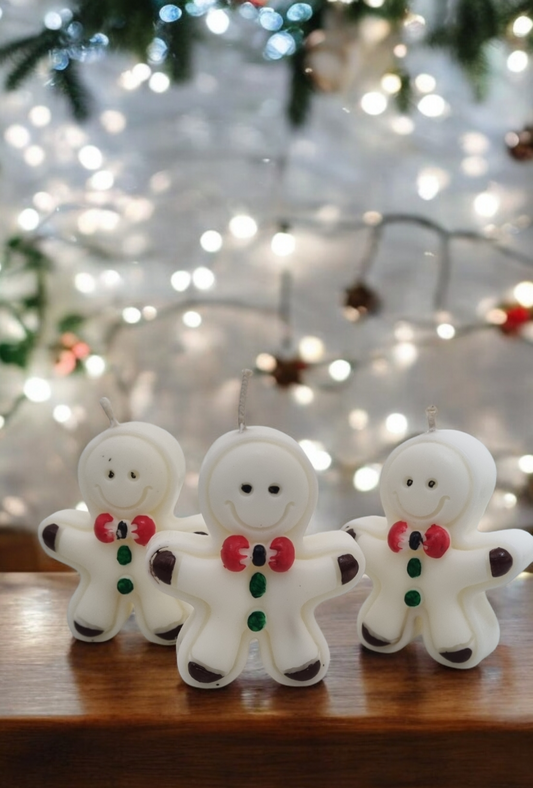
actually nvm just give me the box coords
[1,572,533,788]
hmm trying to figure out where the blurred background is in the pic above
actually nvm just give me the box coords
[1,0,533,570]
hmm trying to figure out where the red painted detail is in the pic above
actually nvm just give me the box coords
[387,521,408,553]
[94,512,115,543]
[423,524,450,559]
[131,515,156,546]
[221,535,250,571]
[269,536,295,572]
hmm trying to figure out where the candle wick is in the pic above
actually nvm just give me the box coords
[238,369,253,432]
[100,397,120,427]
[426,405,438,432]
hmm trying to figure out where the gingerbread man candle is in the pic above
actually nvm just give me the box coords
[147,371,364,688]
[38,399,204,645]
[343,408,533,669]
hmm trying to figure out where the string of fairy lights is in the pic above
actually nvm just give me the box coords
[2,0,533,529]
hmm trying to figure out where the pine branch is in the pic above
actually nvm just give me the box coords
[287,48,315,127]
[50,61,92,121]
[5,33,61,91]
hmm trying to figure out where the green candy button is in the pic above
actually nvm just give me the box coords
[404,589,421,607]
[116,546,132,566]
[407,558,422,578]
[249,572,267,599]
[247,611,267,632]
[117,577,134,595]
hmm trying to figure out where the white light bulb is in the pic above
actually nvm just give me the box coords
[206,8,230,34]
[474,192,499,218]
[514,281,533,307]
[85,355,106,377]
[381,73,402,94]
[360,92,387,115]
[353,465,380,491]
[74,273,96,294]
[436,323,456,340]
[385,412,408,435]
[123,307,142,324]
[255,353,276,372]
[513,16,533,37]
[229,215,257,239]
[78,145,103,170]
[171,271,191,292]
[292,385,314,405]
[149,72,170,92]
[24,377,51,403]
[18,209,39,230]
[503,492,518,508]
[519,455,533,473]
[507,50,528,73]
[28,106,51,127]
[192,267,215,290]
[298,336,325,363]
[328,359,351,381]
[183,311,202,328]
[200,230,223,253]
[414,73,436,93]
[4,125,30,148]
[417,94,447,118]
[53,404,72,423]
[349,409,368,430]
[271,231,295,256]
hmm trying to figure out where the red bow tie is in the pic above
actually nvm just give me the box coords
[94,513,156,547]
[387,521,450,559]
[221,535,295,573]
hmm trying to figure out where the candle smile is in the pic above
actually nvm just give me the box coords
[224,499,295,531]
[393,491,449,522]
[96,484,153,512]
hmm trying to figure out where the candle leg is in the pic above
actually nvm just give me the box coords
[134,582,192,645]
[358,591,411,650]
[68,578,130,642]
[181,612,245,684]
[263,613,322,682]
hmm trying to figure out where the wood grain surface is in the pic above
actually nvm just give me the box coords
[1,572,532,787]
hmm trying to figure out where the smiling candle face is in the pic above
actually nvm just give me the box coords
[147,424,365,688]
[343,428,533,669]
[80,434,169,516]
[381,442,471,528]
[38,418,201,645]
[207,441,309,540]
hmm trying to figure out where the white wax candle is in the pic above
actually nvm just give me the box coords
[38,401,204,644]
[147,424,365,688]
[343,425,533,668]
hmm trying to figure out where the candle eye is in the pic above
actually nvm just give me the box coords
[241,484,253,494]
[108,470,115,479]
[268,485,281,495]
[427,479,437,489]
[406,478,413,487]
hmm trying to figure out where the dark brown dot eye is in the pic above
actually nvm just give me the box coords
[428,479,437,489]
[108,470,115,479]
[406,478,413,487]
[268,485,280,495]
[130,471,137,479]
[241,484,252,494]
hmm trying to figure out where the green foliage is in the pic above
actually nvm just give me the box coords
[58,314,86,333]
[0,0,530,123]
[396,71,412,114]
